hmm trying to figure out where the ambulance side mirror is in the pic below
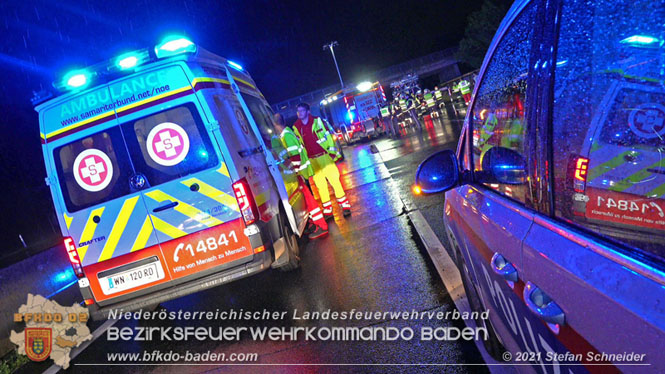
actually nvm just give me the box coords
[415,150,459,194]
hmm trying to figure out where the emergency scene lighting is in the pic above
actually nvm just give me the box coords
[114,50,150,70]
[356,81,373,92]
[62,69,92,90]
[154,35,197,58]
[228,60,243,70]
[620,34,662,48]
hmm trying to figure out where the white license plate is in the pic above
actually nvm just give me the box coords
[99,261,164,295]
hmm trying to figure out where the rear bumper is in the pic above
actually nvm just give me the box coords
[88,251,272,320]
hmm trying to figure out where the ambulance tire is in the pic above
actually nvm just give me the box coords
[277,210,300,272]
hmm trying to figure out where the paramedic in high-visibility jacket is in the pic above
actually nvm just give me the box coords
[293,103,351,219]
[272,113,329,239]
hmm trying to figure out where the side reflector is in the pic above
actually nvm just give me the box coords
[253,245,266,254]
[413,185,422,195]
[84,299,95,306]
[64,237,85,278]
[233,178,259,226]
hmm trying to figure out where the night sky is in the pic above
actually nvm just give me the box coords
[0,0,486,251]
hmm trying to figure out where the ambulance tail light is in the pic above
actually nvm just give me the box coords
[233,178,259,226]
[64,237,85,278]
[568,156,589,193]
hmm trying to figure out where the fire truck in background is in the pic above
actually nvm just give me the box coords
[319,81,387,144]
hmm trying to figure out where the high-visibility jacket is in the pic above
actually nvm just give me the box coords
[273,127,314,178]
[500,118,524,149]
[424,92,435,108]
[293,116,341,164]
[478,113,498,165]
[434,90,443,100]
[458,80,471,95]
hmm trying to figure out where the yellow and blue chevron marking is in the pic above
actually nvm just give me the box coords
[68,165,240,267]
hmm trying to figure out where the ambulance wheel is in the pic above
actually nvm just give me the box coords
[278,218,300,272]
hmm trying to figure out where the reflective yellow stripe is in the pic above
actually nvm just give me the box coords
[647,182,665,198]
[191,77,230,85]
[63,213,73,230]
[217,162,230,178]
[150,215,188,239]
[131,216,154,252]
[587,151,636,181]
[255,191,269,206]
[98,196,139,261]
[233,76,256,89]
[611,159,665,193]
[145,190,223,227]
[45,111,115,139]
[115,85,192,114]
[77,207,105,261]
[180,178,239,212]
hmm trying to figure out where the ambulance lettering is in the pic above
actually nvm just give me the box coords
[59,70,170,119]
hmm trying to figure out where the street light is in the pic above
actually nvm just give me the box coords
[323,41,344,89]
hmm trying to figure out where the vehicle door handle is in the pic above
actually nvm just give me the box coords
[153,201,178,212]
[491,253,518,282]
[523,281,565,326]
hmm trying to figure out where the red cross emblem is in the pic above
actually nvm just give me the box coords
[629,103,665,139]
[146,122,190,166]
[73,149,113,192]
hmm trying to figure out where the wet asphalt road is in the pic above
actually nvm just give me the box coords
[26,104,486,374]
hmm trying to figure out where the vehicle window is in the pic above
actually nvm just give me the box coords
[240,93,275,149]
[551,0,665,258]
[122,104,218,187]
[470,3,535,204]
[54,127,133,212]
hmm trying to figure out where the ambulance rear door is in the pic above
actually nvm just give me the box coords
[109,65,252,281]
[582,80,665,235]
[42,85,165,299]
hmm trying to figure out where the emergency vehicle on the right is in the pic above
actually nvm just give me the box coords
[416,0,665,372]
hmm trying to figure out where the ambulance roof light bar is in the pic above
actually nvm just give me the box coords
[356,81,373,92]
[114,50,150,71]
[154,35,197,59]
[228,60,243,71]
[62,69,93,90]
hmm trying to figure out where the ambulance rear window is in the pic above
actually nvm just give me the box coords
[598,86,665,149]
[54,127,133,212]
[121,103,219,187]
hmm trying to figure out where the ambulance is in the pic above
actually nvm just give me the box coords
[35,36,310,319]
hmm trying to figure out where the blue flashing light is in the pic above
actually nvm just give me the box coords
[155,35,196,58]
[620,35,661,47]
[198,149,208,158]
[556,60,568,67]
[52,269,75,285]
[116,52,140,70]
[228,60,243,71]
[63,69,91,90]
[347,111,354,121]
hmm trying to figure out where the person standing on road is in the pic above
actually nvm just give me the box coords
[404,93,422,131]
[293,103,351,219]
[272,113,329,239]
[379,100,398,138]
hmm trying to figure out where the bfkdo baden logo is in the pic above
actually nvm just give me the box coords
[25,328,52,361]
[10,294,93,369]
